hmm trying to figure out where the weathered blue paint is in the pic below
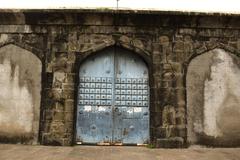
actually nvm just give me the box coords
[76,48,149,145]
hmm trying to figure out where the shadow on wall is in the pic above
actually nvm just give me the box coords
[0,44,42,144]
[187,48,240,147]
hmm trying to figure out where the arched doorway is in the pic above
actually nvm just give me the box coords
[187,48,240,146]
[76,47,150,145]
[0,44,42,144]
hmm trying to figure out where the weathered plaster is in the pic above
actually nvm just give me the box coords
[187,48,240,146]
[0,44,42,143]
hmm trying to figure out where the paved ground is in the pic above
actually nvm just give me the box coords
[0,144,240,160]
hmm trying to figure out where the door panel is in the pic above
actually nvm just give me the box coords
[76,47,149,145]
[76,50,114,144]
[79,50,114,78]
[113,51,149,144]
[76,106,112,143]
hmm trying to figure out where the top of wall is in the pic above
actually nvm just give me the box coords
[1,9,240,16]
[0,9,240,28]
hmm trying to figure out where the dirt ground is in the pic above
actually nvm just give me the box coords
[0,144,240,160]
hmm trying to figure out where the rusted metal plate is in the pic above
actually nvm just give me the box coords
[76,48,149,145]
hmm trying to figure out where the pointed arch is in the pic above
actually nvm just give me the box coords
[73,45,152,145]
[0,42,44,62]
[0,44,42,144]
[75,38,152,67]
[186,48,240,146]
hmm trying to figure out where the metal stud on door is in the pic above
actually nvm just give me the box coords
[76,47,149,145]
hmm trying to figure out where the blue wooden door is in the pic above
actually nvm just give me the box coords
[76,47,149,145]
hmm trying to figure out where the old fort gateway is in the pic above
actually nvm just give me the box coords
[0,9,240,148]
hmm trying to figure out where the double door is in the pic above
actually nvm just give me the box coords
[76,48,149,145]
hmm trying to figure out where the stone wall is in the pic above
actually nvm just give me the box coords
[0,9,240,147]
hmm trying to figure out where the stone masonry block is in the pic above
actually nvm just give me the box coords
[156,137,184,148]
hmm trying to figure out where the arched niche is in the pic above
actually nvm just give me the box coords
[0,44,42,144]
[186,48,240,146]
